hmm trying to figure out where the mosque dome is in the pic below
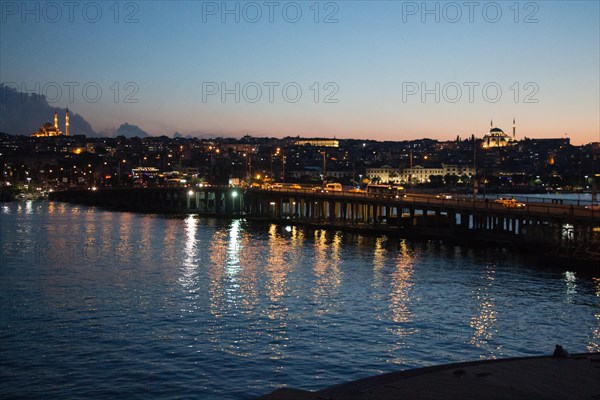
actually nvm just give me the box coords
[482,121,516,148]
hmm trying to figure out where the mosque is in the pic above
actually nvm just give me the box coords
[482,119,516,148]
[31,109,70,137]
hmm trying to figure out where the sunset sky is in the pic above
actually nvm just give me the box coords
[1,1,599,144]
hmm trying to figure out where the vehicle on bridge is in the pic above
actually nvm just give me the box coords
[311,183,343,193]
[269,183,303,190]
[366,184,405,199]
[494,197,526,208]
[322,183,343,192]
[348,188,366,194]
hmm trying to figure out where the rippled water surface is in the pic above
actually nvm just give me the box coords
[1,201,599,399]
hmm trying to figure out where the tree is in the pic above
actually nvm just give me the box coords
[444,174,459,187]
[429,175,444,187]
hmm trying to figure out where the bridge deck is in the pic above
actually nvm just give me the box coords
[250,188,600,222]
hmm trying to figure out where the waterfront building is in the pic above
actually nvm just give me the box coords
[325,170,354,180]
[367,164,474,184]
[401,165,444,183]
[366,166,402,183]
[441,164,475,177]
[289,166,322,179]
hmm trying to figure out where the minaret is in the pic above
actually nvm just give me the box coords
[512,118,516,140]
[65,109,70,136]
[54,110,58,130]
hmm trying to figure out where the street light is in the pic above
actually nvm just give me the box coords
[271,147,284,182]
[118,159,126,186]
[231,190,239,215]
[322,151,327,189]
[282,152,286,183]
[210,148,220,184]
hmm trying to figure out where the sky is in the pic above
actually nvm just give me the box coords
[1,0,599,144]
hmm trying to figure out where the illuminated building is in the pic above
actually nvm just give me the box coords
[367,164,474,184]
[482,119,517,148]
[31,110,70,137]
[295,139,340,147]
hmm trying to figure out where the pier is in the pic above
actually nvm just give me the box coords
[49,187,600,262]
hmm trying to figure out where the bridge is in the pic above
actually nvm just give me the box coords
[49,187,600,263]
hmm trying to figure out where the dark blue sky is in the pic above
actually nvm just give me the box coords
[1,1,598,143]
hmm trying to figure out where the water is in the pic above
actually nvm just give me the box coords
[1,201,599,399]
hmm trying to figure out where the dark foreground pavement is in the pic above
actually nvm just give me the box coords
[260,352,600,400]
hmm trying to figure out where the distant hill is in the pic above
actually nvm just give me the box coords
[115,123,151,138]
[0,84,97,136]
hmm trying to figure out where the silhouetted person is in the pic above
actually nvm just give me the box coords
[553,344,569,358]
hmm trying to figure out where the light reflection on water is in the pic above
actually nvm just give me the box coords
[387,241,416,364]
[1,202,599,399]
[312,230,342,316]
[469,264,501,359]
[564,271,578,304]
[179,215,198,294]
[589,278,600,353]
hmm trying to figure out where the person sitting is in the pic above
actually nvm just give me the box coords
[553,344,569,358]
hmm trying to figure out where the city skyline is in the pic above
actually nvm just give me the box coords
[1,1,599,144]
